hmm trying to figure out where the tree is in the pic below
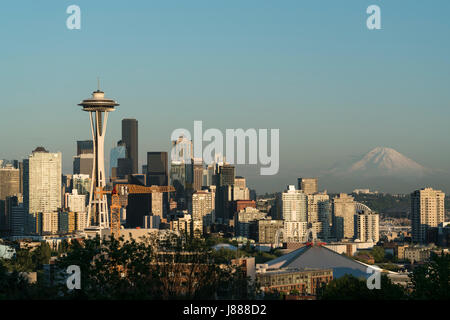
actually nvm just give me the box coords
[318,274,406,300]
[371,246,385,263]
[410,251,450,300]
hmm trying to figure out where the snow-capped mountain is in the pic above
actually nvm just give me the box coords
[345,147,430,177]
[319,147,445,193]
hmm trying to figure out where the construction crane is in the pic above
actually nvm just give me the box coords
[95,184,175,238]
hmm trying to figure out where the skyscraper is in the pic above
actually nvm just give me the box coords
[411,187,445,243]
[23,147,62,215]
[122,119,138,174]
[73,140,94,177]
[297,178,318,195]
[0,166,20,200]
[146,152,168,186]
[193,161,204,191]
[332,193,356,240]
[77,140,94,155]
[110,140,127,178]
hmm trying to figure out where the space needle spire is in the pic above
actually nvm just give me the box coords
[78,84,119,230]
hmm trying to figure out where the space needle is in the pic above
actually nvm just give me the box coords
[78,84,119,230]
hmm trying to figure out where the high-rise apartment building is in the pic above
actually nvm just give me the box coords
[122,119,139,174]
[411,188,445,243]
[332,193,356,240]
[42,211,59,234]
[307,193,331,240]
[23,147,62,215]
[355,212,379,243]
[297,178,318,195]
[191,191,214,227]
[282,185,308,242]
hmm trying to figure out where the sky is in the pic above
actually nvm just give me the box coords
[1,0,450,194]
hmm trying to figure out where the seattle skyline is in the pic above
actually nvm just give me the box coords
[1,0,450,194]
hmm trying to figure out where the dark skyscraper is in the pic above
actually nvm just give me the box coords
[146,152,168,186]
[77,140,94,155]
[122,119,138,174]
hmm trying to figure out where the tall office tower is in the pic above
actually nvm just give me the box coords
[411,187,445,243]
[218,164,235,186]
[110,140,126,178]
[282,185,308,242]
[0,196,19,236]
[193,161,204,191]
[10,203,25,237]
[78,88,119,229]
[307,193,331,240]
[146,152,168,186]
[0,165,20,200]
[355,211,380,243]
[332,193,356,240]
[73,140,94,177]
[297,178,318,195]
[77,140,94,155]
[214,163,235,222]
[73,153,94,176]
[192,190,214,228]
[23,147,62,216]
[122,119,139,174]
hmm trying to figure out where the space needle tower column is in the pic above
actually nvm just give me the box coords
[78,88,119,229]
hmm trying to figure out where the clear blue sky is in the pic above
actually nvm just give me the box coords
[1,0,450,193]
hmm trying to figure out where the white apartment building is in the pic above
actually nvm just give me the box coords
[355,212,380,243]
[282,185,308,242]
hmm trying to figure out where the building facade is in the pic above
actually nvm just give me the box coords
[411,188,445,243]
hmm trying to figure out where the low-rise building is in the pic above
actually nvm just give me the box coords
[257,266,333,296]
